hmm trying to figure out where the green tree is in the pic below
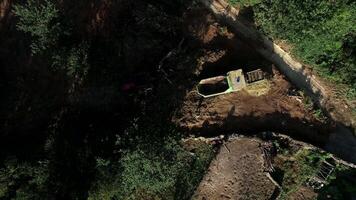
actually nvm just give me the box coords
[14,0,89,78]
[13,0,62,55]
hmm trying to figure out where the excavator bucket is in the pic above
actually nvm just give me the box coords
[197,69,247,98]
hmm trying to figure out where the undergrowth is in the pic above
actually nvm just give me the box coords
[318,164,356,199]
[300,91,328,122]
[228,0,356,100]
[275,146,356,199]
[278,148,329,199]
[3,0,211,199]
[88,135,215,200]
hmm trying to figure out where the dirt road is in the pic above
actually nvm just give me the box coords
[192,137,277,200]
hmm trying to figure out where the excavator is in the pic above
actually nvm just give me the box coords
[197,68,264,98]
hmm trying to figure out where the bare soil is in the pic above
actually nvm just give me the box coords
[174,7,333,146]
[173,67,330,143]
[192,137,277,200]
[176,8,349,199]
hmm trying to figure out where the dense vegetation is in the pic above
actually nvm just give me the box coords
[1,0,355,199]
[0,0,214,199]
[276,149,328,199]
[229,0,356,99]
[273,145,356,200]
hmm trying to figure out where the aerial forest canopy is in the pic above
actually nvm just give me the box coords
[0,0,355,199]
[1,0,211,199]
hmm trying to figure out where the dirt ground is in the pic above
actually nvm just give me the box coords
[173,7,356,200]
[173,66,331,144]
[189,133,356,200]
[176,8,345,199]
[192,137,277,200]
[174,8,332,145]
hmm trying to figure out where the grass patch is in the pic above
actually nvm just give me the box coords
[0,159,50,199]
[318,164,356,199]
[227,0,356,100]
[298,90,328,122]
[278,148,329,199]
[275,146,356,199]
[88,138,215,200]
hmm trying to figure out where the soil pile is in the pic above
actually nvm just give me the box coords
[192,137,276,200]
[173,68,329,143]
[174,8,331,144]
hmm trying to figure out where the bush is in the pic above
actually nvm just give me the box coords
[14,0,89,78]
[13,0,62,55]
[229,0,356,97]
[318,165,356,200]
[52,42,89,77]
[278,149,328,199]
[88,138,214,200]
[0,159,50,200]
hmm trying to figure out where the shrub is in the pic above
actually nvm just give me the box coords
[88,138,214,200]
[0,159,50,200]
[13,0,62,55]
[229,0,356,98]
[52,42,89,77]
[14,0,88,78]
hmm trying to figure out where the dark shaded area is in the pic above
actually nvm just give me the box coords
[270,167,285,186]
[197,77,229,96]
[318,167,356,200]
[198,34,273,79]
[0,0,354,199]
[268,188,280,200]
[0,0,197,199]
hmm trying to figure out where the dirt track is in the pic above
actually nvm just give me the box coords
[192,137,277,200]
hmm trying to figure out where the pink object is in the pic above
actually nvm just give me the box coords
[121,82,136,91]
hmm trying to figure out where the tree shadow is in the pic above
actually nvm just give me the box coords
[317,167,356,200]
[198,33,273,79]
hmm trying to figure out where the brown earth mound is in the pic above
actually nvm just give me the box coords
[173,68,330,144]
[175,7,332,145]
[192,137,277,200]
